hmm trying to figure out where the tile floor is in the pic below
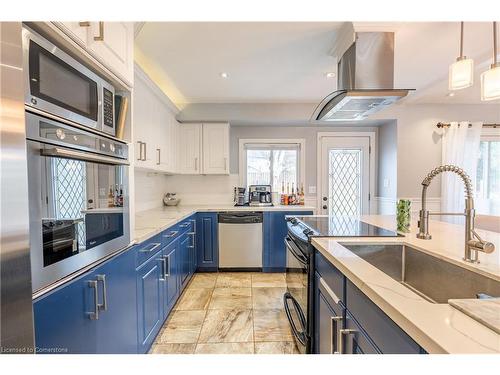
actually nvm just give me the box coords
[150,272,300,354]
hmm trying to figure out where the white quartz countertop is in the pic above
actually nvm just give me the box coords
[311,215,500,354]
[134,204,315,243]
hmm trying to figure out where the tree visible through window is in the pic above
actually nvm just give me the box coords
[246,145,299,193]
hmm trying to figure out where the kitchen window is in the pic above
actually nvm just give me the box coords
[475,131,500,215]
[239,139,305,193]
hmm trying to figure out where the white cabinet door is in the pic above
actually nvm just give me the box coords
[178,124,202,174]
[132,78,155,169]
[86,22,134,86]
[54,22,88,47]
[202,123,230,175]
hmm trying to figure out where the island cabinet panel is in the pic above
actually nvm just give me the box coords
[313,249,424,354]
[136,250,164,354]
[345,279,422,354]
[263,211,313,272]
[314,272,344,354]
[196,212,218,271]
[162,239,180,317]
[34,247,138,354]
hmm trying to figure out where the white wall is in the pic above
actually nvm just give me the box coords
[377,121,398,199]
[134,170,170,212]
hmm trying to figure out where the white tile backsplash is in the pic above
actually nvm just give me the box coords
[134,170,170,212]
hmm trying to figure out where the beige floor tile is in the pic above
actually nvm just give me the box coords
[252,287,286,310]
[189,273,218,289]
[157,310,206,343]
[209,288,252,310]
[254,341,300,354]
[150,343,196,354]
[216,273,252,288]
[195,342,254,354]
[175,288,213,311]
[252,273,286,288]
[198,309,253,343]
[254,309,292,342]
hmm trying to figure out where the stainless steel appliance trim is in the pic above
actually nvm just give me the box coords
[41,147,130,166]
[32,243,134,299]
[319,277,340,304]
[25,106,127,144]
[22,26,116,133]
[96,274,107,311]
[284,237,308,265]
[88,280,99,320]
[0,22,35,352]
[25,110,128,159]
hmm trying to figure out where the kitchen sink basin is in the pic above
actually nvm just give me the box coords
[340,244,500,303]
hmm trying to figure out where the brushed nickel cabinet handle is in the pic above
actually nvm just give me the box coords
[195,157,198,171]
[93,21,104,41]
[79,21,90,27]
[88,280,99,320]
[339,329,357,354]
[156,148,161,165]
[96,274,107,312]
[330,316,343,354]
[159,257,167,281]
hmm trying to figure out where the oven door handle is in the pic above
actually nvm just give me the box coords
[41,147,129,166]
[284,236,308,265]
[283,292,307,346]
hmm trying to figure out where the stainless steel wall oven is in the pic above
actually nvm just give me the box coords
[26,112,130,292]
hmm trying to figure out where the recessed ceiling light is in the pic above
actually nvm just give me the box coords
[326,72,336,78]
[447,92,456,97]
[220,72,229,79]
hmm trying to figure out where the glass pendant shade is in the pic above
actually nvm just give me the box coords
[449,58,474,90]
[481,65,500,101]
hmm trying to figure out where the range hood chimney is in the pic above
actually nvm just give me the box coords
[313,32,413,122]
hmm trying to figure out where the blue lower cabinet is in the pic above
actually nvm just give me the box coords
[162,239,180,317]
[314,271,344,354]
[34,271,99,353]
[263,211,313,272]
[179,231,191,290]
[196,212,218,271]
[136,250,164,354]
[34,247,137,354]
[344,311,379,354]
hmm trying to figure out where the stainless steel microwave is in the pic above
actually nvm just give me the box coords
[22,26,116,136]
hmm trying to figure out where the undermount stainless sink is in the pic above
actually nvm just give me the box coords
[340,244,500,303]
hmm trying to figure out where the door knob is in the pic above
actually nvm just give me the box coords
[322,205,328,210]
[322,197,327,201]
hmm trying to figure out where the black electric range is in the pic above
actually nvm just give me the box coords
[283,215,400,354]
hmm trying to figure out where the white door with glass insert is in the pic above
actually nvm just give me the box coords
[319,136,370,216]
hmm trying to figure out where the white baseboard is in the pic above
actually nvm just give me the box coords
[374,197,442,215]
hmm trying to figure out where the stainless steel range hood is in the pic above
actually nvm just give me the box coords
[313,32,413,121]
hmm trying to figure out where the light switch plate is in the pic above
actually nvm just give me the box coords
[308,186,316,194]
[383,179,389,188]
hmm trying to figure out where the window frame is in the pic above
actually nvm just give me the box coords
[238,138,306,192]
[475,127,500,215]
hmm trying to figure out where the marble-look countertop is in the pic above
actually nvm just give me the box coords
[134,204,316,243]
[449,299,500,335]
[311,215,500,354]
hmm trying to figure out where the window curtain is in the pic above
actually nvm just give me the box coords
[441,121,482,223]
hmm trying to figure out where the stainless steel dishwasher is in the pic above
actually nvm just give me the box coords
[218,212,263,269]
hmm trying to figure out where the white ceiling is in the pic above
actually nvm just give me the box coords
[135,22,343,104]
[135,22,500,106]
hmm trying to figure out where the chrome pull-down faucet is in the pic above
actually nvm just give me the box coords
[417,165,495,263]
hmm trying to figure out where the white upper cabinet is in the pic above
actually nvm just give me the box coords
[177,123,230,175]
[202,123,230,175]
[54,22,134,86]
[133,67,178,174]
[86,22,134,86]
[178,124,202,174]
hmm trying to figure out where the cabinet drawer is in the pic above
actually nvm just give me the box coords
[315,251,345,303]
[135,234,163,268]
[346,280,421,354]
[161,224,181,247]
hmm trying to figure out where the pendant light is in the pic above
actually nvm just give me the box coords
[449,22,474,90]
[481,22,500,101]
